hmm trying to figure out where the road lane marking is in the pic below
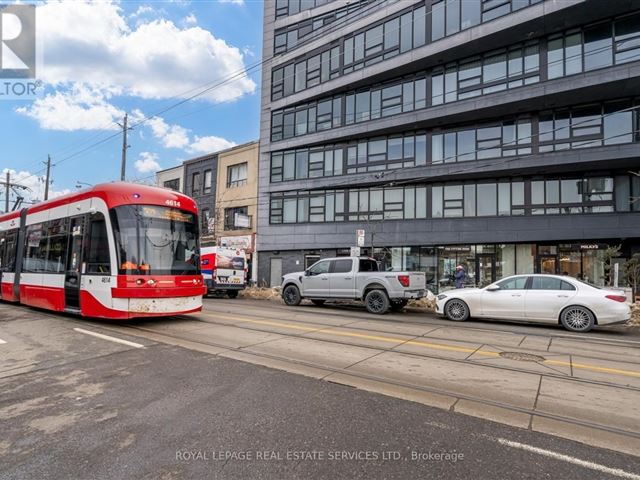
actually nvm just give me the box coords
[496,438,640,479]
[0,338,6,344]
[199,312,640,379]
[545,359,640,378]
[73,328,145,349]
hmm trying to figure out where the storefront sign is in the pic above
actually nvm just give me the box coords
[220,235,253,251]
[578,243,605,250]
[441,246,471,253]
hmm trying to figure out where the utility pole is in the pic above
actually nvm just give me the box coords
[5,171,9,213]
[118,113,131,182]
[2,171,29,213]
[44,154,51,200]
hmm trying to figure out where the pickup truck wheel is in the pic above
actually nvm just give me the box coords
[365,289,390,315]
[283,285,302,306]
[390,299,408,312]
[227,291,239,299]
[311,299,325,306]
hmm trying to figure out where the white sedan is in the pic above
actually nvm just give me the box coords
[435,274,630,332]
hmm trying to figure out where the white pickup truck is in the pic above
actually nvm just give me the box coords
[281,257,426,314]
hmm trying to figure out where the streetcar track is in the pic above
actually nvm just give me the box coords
[94,319,640,442]
[191,307,640,368]
[203,299,640,348]
[124,313,640,392]
[9,306,640,451]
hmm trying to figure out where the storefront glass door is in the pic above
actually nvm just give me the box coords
[537,255,558,274]
[476,254,496,288]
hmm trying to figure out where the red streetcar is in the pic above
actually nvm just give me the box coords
[0,182,206,319]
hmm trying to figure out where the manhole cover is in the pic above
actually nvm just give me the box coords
[499,352,546,362]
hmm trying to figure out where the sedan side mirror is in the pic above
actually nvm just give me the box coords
[486,285,500,291]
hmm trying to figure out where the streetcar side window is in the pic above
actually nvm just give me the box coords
[24,223,48,272]
[85,214,111,274]
[3,230,17,271]
[45,218,68,273]
[0,233,5,270]
[23,221,69,273]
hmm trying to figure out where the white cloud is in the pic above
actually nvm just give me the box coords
[138,109,236,155]
[188,135,236,155]
[219,0,244,5]
[129,5,154,18]
[38,1,255,103]
[146,116,190,149]
[15,84,124,131]
[134,152,161,174]
[2,168,70,205]
[183,13,197,25]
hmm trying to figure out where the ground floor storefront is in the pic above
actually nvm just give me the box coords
[259,239,639,293]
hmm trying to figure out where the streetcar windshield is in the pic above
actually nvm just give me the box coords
[111,205,200,275]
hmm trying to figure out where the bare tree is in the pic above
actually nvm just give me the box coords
[625,253,640,299]
[602,244,622,286]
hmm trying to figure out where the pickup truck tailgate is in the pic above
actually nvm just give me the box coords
[409,272,426,288]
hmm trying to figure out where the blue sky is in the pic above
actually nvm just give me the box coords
[2,0,263,203]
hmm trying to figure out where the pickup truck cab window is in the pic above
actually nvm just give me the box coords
[359,259,378,272]
[331,259,353,273]
[307,260,330,275]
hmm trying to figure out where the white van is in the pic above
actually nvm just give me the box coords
[200,246,247,298]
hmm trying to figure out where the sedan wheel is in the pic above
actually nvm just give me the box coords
[445,299,469,322]
[560,306,595,332]
[282,285,302,306]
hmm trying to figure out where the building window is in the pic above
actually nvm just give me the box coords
[547,13,640,80]
[432,41,540,106]
[539,100,634,152]
[530,178,614,215]
[270,133,426,183]
[272,74,426,142]
[203,169,212,194]
[163,178,180,192]
[191,172,201,196]
[201,208,211,234]
[432,118,532,163]
[272,0,543,99]
[274,0,374,53]
[224,206,250,230]
[270,176,620,224]
[271,97,638,184]
[228,162,248,188]
[275,0,346,19]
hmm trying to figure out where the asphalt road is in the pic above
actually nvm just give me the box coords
[1,303,640,479]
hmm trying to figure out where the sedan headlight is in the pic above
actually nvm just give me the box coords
[437,294,447,300]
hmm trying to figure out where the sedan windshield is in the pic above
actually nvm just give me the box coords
[112,205,200,275]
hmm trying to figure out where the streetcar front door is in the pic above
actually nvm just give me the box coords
[65,216,84,310]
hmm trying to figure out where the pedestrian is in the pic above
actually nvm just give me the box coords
[454,265,466,289]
